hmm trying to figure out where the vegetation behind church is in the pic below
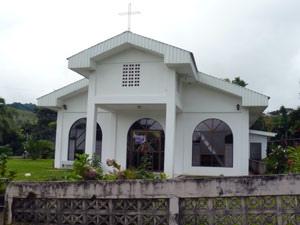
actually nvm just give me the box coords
[0,98,56,157]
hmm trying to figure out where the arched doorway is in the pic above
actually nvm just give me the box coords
[68,118,102,161]
[127,118,165,172]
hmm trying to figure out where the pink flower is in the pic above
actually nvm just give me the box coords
[288,160,294,165]
[83,166,98,180]
[106,158,115,167]
[117,170,125,179]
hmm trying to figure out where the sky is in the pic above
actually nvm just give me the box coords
[0,0,300,112]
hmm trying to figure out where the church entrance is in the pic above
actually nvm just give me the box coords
[127,118,165,172]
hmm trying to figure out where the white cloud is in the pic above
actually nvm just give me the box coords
[0,0,299,111]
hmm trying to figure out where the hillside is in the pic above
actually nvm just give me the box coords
[7,102,36,112]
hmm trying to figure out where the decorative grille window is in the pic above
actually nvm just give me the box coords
[122,64,140,87]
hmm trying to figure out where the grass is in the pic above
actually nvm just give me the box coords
[7,158,70,181]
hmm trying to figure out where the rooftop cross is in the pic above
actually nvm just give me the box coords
[119,3,141,31]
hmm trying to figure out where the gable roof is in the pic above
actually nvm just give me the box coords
[68,31,197,77]
[37,79,88,108]
[39,31,269,114]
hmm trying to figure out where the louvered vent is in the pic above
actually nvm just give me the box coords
[122,64,140,87]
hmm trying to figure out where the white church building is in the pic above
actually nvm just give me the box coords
[38,31,275,178]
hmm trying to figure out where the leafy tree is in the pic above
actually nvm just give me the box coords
[250,115,268,131]
[0,97,13,144]
[224,76,248,87]
[33,107,57,142]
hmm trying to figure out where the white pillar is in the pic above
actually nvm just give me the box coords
[101,112,117,166]
[241,108,249,175]
[85,103,97,158]
[164,70,176,178]
[85,73,97,158]
[54,110,63,168]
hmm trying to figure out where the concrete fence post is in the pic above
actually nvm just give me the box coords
[169,196,179,225]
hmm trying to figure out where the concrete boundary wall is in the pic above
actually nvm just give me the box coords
[6,174,300,224]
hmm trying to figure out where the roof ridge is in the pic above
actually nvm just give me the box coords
[67,31,194,60]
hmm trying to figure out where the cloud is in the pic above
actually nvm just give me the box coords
[0,0,299,111]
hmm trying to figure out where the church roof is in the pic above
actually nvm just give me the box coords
[38,31,269,114]
[68,31,197,78]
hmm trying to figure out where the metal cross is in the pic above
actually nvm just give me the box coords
[119,3,140,31]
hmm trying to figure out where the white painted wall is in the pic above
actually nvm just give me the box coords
[173,82,249,176]
[249,134,268,159]
[54,47,252,177]
[95,48,168,97]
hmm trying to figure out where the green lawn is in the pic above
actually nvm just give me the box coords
[7,158,70,181]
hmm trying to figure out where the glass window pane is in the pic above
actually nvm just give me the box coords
[225,134,233,144]
[215,121,231,132]
[213,155,224,167]
[212,119,222,130]
[193,132,201,143]
[225,145,233,167]
[200,155,212,166]
[250,143,261,160]
[153,153,159,171]
[200,133,212,154]
[192,144,200,166]
[195,122,210,132]
[68,140,75,161]
[213,133,225,154]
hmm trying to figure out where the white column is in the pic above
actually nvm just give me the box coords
[101,112,117,166]
[164,70,177,178]
[54,110,63,168]
[85,73,97,158]
[85,103,97,158]
[241,108,250,175]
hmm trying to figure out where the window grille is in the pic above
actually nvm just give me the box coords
[122,64,140,87]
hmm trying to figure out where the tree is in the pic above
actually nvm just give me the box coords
[232,77,248,87]
[224,77,248,87]
[0,97,13,144]
[32,107,57,142]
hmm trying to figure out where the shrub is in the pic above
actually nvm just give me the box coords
[23,140,55,160]
[263,145,289,174]
[263,144,300,174]
[286,145,300,173]
[0,144,13,156]
[66,154,102,181]
[24,141,41,160]
[38,140,55,159]
[0,153,16,180]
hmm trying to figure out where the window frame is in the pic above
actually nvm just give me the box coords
[126,118,165,172]
[250,142,262,161]
[67,118,102,161]
[192,118,233,168]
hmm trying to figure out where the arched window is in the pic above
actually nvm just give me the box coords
[68,118,102,161]
[127,118,165,172]
[192,118,233,167]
